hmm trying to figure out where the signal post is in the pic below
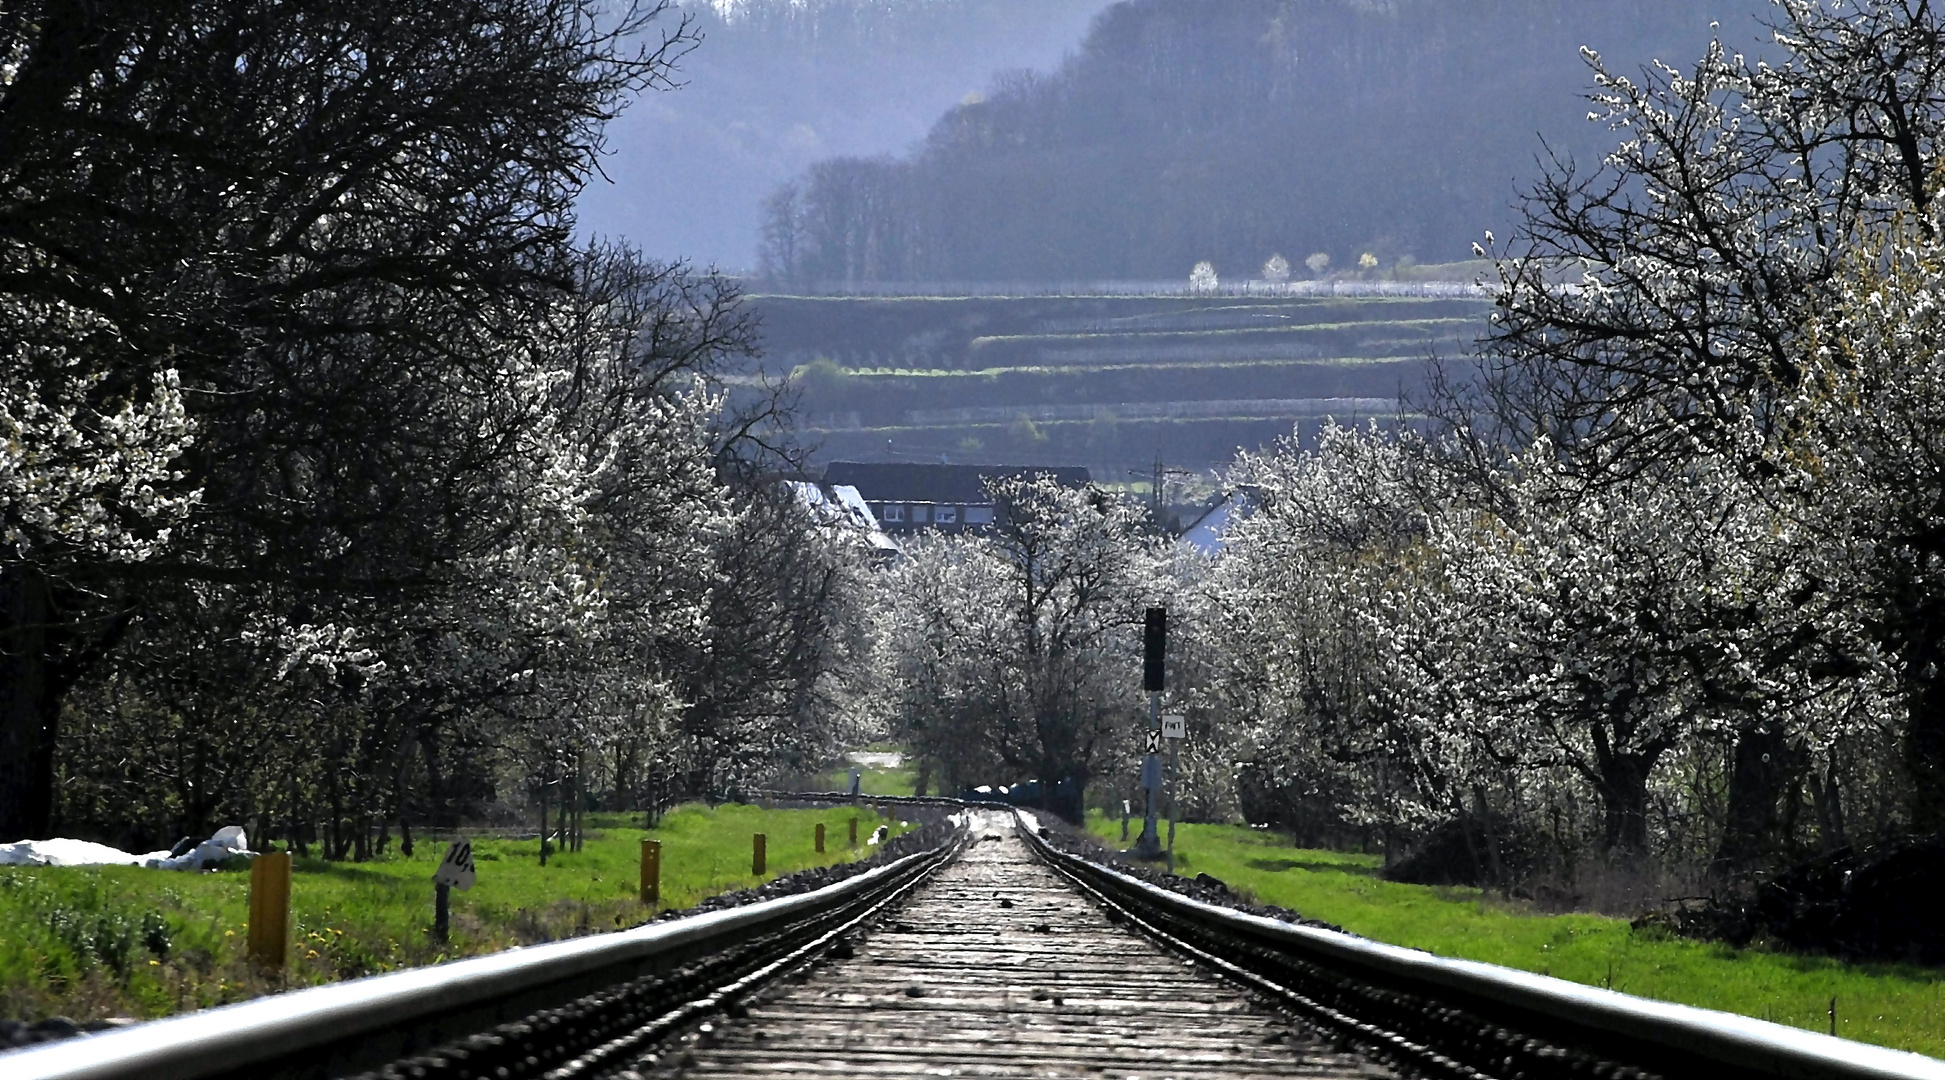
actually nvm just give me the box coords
[1131,607,1167,859]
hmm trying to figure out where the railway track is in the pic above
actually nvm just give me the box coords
[648,809,1386,1079]
[11,802,1945,1080]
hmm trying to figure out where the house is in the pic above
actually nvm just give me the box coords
[786,480,902,562]
[1178,486,1259,557]
[820,462,1093,536]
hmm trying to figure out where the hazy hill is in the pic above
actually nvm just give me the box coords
[574,0,1113,267]
[758,0,1768,285]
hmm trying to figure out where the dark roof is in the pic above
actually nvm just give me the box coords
[821,462,1092,505]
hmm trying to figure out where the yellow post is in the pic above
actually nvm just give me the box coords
[815,823,826,854]
[247,851,292,970]
[752,832,767,876]
[849,817,858,847]
[640,838,661,905]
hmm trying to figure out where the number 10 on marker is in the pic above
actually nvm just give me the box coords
[433,840,476,891]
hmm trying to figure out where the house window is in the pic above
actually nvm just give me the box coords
[881,504,905,522]
[964,506,994,525]
[911,505,931,524]
[935,506,959,524]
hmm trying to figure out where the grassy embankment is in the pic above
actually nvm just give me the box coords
[1085,813,1945,1058]
[0,803,911,1024]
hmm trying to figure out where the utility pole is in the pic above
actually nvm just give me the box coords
[1129,457,1194,529]
[1131,607,1166,859]
[1164,713,1184,872]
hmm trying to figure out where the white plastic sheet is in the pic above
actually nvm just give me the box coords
[0,826,252,870]
[0,838,151,867]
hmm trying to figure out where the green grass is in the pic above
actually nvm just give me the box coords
[964,316,1482,348]
[1085,813,1945,1058]
[0,804,912,1024]
[814,747,921,797]
[850,355,1427,378]
[810,413,1423,437]
[725,355,1425,383]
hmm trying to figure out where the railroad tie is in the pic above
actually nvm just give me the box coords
[637,810,1393,1079]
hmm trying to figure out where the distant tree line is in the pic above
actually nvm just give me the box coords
[0,1,873,856]
[757,0,1751,286]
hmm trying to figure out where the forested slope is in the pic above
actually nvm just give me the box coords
[759,0,1763,284]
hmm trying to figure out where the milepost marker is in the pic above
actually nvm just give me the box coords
[432,839,476,944]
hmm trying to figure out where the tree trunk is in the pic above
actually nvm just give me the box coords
[1714,724,1791,874]
[1809,761,1848,851]
[0,567,57,840]
[1044,769,1086,824]
[420,727,449,828]
[1472,785,1507,891]
[570,757,583,853]
[1906,636,1945,834]
[1594,751,1655,858]
[538,781,551,865]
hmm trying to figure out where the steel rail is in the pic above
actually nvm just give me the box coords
[527,827,957,1080]
[1015,812,1491,1080]
[6,821,966,1080]
[1014,810,1945,1080]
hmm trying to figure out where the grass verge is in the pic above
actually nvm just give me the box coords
[1,803,912,1024]
[1084,813,1945,1058]
[814,744,920,797]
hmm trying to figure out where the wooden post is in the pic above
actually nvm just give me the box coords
[848,817,858,847]
[815,823,826,854]
[247,851,292,970]
[640,838,661,905]
[752,832,767,876]
[433,882,451,944]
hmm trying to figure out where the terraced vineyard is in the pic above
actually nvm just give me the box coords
[750,291,1493,476]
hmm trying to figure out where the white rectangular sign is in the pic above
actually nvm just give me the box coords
[1161,714,1187,740]
[433,839,476,891]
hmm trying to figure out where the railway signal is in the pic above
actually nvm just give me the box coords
[1143,607,1166,692]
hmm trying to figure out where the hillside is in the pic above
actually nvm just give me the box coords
[753,287,1490,475]
[758,0,1765,285]
[575,0,1112,267]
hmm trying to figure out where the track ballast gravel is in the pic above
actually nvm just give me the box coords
[634,810,1394,1080]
